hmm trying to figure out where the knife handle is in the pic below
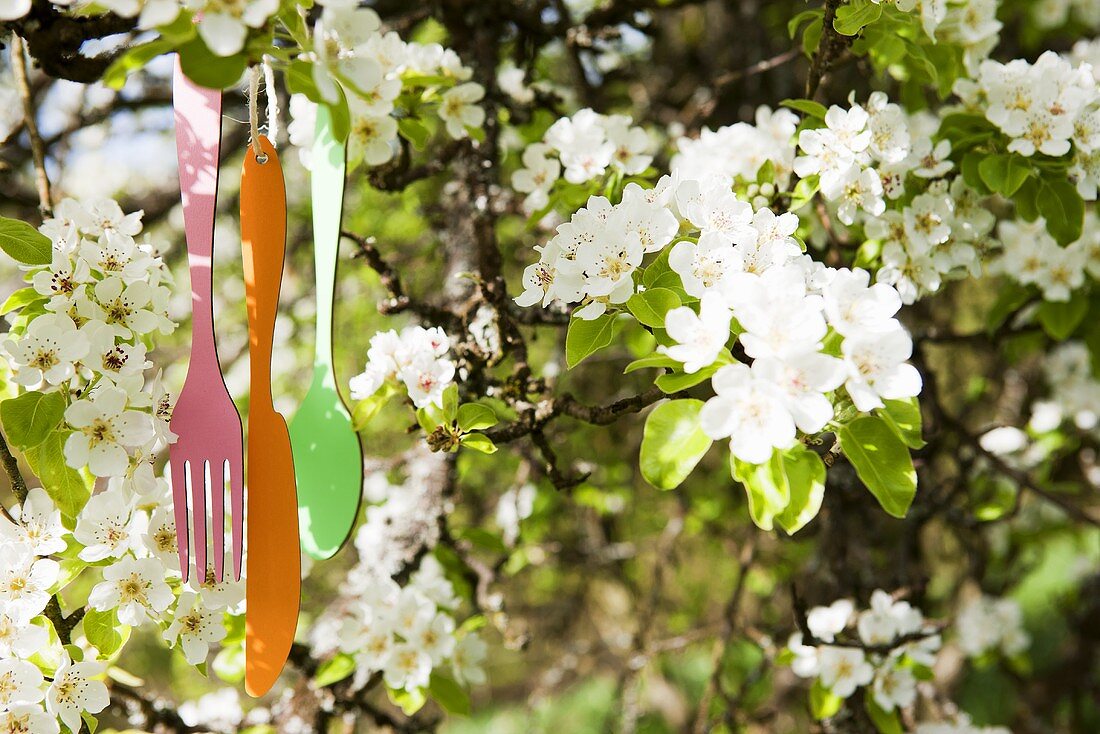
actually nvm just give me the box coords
[240,136,286,412]
[311,106,346,372]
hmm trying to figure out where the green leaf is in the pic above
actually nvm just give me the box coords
[1,287,46,316]
[789,175,820,210]
[626,288,681,328]
[802,17,824,57]
[24,431,91,526]
[641,246,674,288]
[442,384,459,423]
[985,281,1032,333]
[81,712,98,734]
[1,391,65,449]
[178,37,248,90]
[837,415,917,518]
[652,351,730,393]
[1038,292,1088,340]
[460,434,498,454]
[154,11,197,43]
[731,452,790,531]
[1014,177,1040,222]
[82,608,125,657]
[960,153,990,194]
[314,653,357,687]
[0,217,52,266]
[654,364,719,393]
[833,0,882,35]
[1036,178,1085,245]
[352,392,390,430]
[774,445,826,534]
[102,38,176,90]
[388,685,427,715]
[328,90,352,145]
[565,313,620,368]
[455,527,508,554]
[878,397,925,449]
[809,679,843,719]
[781,99,828,120]
[429,672,471,715]
[864,697,903,734]
[624,353,681,373]
[285,59,324,102]
[417,405,442,433]
[978,154,1032,197]
[788,9,824,38]
[457,403,498,432]
[398,118,432,150]
[640,399,712,490]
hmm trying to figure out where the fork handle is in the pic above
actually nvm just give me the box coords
[311,106,345,372]
[240,136,286,410]
[173,59,222,372]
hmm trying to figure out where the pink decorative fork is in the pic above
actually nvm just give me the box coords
[169,58,244,584]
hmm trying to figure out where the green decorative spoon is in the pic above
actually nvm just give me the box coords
[289,106,363,559]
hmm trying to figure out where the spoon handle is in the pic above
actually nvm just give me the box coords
[311,106,346,373]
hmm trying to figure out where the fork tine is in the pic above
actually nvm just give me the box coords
[212,459,226,583]
[192,459,209,585]
[230,454,244,582]
[170,457,191,583]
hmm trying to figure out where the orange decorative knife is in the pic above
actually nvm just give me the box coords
[240,135,300,697]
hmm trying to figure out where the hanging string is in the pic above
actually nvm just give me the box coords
[263,56,279,146]
[247,66,266,162]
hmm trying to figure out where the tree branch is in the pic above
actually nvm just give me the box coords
[10,33,52,216]
[0,428,29,504]
[804,0,851,100]
[342,231,462,328]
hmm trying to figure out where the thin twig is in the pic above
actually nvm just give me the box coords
[693,535,756,733]
[10,34,52,217]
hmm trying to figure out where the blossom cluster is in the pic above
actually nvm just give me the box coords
[309,460,486,698]
[959,51,1100,159]
[670,106,798,188]
[286,5,484,170]
[1033,0,1100,31]
[0,480,240,731]
[3,197,176,479]
[786,591,942,712]
[785,589,1032,721]
[511,109,654,211]
[0,197,244,732]
[991,212,1100,302]
[349,325,455,410]
[1033,342,1100,433]
[955,595,1029,659]
[794,93,1000,304]
[690,262,920,463]
[514,157,922,463]
[938,0,1002,75]
[91,0,279,57]
[0,488,102,734]
[873,176,996,304]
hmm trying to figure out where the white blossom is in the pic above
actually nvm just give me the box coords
[46,659,109,734]
[88,556,174,626]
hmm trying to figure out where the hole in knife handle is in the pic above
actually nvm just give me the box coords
[255,152,269,165]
